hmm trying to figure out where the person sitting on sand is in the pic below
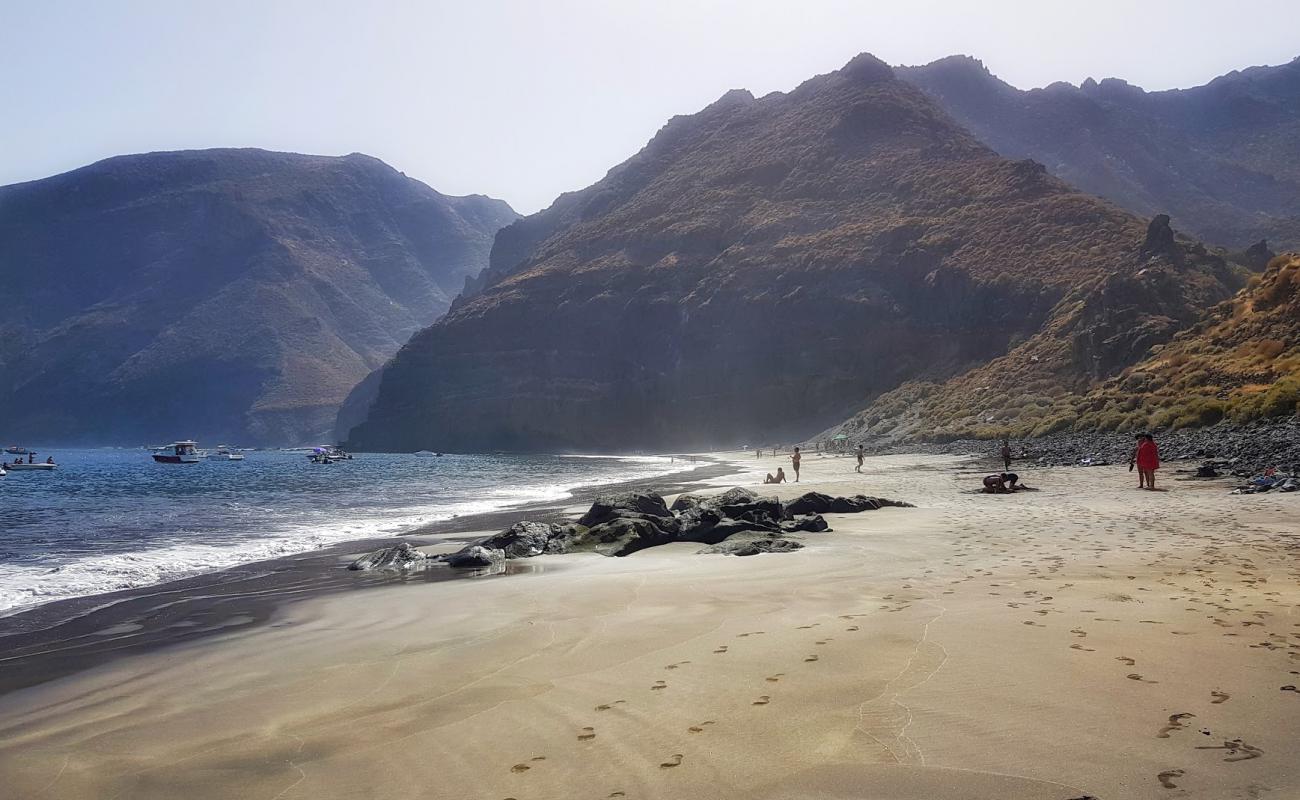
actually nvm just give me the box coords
[855,444,865,473]
[790,447,802,482]
[1132,433,1160,490]
[764,467,788,484]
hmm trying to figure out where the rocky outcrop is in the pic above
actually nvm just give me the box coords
[345,52,1219,454]
[444,545,506,569]
[348,542,428,571]
[0,148,518,446]
[441,486,911,562]
[898,55,1300,249]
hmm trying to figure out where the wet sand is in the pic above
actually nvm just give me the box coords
[1,453,1297,799]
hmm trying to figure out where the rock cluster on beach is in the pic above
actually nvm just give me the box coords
[426,488,913,567]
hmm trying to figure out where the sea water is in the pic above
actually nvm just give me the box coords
[0,449,702,615]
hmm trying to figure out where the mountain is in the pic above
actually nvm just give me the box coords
[0,149,518,446]
[344,54,1243,453]
[896,55,1300,250]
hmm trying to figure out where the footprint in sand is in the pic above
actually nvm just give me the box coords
[752,695,771,706]
[1070,628,1088,638]
[578,727,596,741]
[595,700,626,711]
[736,631,765,637]
[659,754,684,769]
[1157,769,1185,788]
[1195,738,1263,762]
[1128,673,1158,683]
[664,661,691,670]
[1116,656,1137,666]
[1211,691,1230,704]
[608,793,627,798]
[796,624,819,629]
[804,654,820,663]
[1070,643,1096,652]
[687,721,715,733]
[815,639,831,645]
[1281,685,1298,694]
[846,625,860,631]
[651,680,668,690]
[1156,713,1195,738]
[766,673,785,682]
[713,646,729,654]
[1022,621,1045,627]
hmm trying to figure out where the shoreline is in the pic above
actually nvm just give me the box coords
[3,452,1294,799]
[0,456,744,696]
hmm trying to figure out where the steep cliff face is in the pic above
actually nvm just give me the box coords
[897,55,1300,249]
[346,55,1238,453]
[0,149,517,445]
[829,215,1248,441]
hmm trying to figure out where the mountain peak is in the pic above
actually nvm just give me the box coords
[839,52,895,84]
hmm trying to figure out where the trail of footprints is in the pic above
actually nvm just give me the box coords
[502,614,868,792]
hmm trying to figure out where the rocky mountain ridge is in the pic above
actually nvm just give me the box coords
[897,54,1300,250]
[0,148,517,445]
[344,54,1246,453]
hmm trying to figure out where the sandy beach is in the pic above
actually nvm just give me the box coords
[1,452,1297,799]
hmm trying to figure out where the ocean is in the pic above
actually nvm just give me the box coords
[0,449,703,616]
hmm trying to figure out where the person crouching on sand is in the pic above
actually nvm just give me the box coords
[982,473,1028,493]
[764,467,788,484]
[1131,433,1160,489]
[790,447,802,482]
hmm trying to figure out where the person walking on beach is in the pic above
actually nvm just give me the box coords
[790,447,802,482]
[1000,439,1013,471]
[1131,433,1161,489]
[855,444,865,472]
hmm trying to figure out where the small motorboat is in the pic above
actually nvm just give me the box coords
[207,445,245,461]
[5,462,56,471]
[4,446,29,455]
[308,446,351,463]
[153,441,201,464]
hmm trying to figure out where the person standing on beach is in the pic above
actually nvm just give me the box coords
[855,444,865,473]
[790,447,802,482]
[1000,439,1012,471]
[1131,433,1161,489]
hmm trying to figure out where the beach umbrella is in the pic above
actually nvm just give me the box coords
[832,434,848,440]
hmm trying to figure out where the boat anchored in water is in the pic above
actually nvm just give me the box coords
[153,441,201,463]
[207,445,245,461]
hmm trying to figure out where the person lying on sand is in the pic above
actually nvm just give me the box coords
[764,467,788,484]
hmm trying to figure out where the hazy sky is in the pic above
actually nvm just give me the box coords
[4,1,1298,213]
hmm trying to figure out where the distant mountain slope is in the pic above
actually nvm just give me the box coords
[0,149,517,445]
[897,55,1300,250]
[345,54,1242,453]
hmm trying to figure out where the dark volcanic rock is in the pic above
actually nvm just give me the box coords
[549,518,675,557]
[698,534,806,556]
[578,492,673,527]
[781,514,831,533]
[479,521,566,559]
[348,542,427,571]
[0,148,518,446]
[444,545,506,568]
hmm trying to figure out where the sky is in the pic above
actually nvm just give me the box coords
[3,0,1298,214]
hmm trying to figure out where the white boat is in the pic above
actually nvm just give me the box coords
[5,461,56,471]
[153,441,201,463]
[207,445,245,461]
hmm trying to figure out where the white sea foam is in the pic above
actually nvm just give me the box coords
[0,455,707,616]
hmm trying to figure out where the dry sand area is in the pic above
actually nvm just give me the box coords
[1,453,1297,799]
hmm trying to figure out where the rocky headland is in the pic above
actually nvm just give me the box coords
[0,148,518,446]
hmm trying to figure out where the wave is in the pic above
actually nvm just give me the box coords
[0,456,707,617]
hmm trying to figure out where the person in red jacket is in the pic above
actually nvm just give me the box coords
[1131,433,1161,489]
